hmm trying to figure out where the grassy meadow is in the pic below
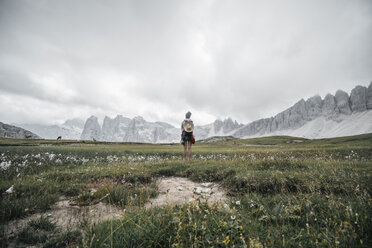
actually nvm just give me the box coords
[0,134,371,247]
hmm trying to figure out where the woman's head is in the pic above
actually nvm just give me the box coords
[185,111,192,119]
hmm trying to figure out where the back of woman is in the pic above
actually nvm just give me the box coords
[181,111,194,161]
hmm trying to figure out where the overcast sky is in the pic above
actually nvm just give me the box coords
[0,0,371,127]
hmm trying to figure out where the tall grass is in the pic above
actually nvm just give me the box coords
[1,134,371,247]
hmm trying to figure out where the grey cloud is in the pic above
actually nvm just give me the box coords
[0,0,371,126]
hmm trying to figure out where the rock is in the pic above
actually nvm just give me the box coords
[350,86,367,112]
[322,94,339,118]
[80,116,102,140]
[335,90,352,115]
[306,95,323,120]
[194,187,202,195]
[194,187,212,195]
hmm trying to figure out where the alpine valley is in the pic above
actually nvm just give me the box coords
[5,82,372,142]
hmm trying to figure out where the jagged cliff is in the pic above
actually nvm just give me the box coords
[233,82,372,138]
[80,115,181,143]
[80,115,241,143]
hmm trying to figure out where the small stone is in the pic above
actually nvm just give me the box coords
[202,188,212,194]
[194,187,212,195]
[194,187,202,195]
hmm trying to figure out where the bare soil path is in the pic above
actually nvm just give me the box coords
[146,177,228,208]
[3,177,228,240]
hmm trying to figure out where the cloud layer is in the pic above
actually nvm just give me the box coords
[0,0,371,126]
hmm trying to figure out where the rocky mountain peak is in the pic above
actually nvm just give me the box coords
[306,95,323,119]
[133,116,145,123]
[334,90,351,115]
[213,118,241,134]
[80,116,101,140]
[350,85,367,112]
[367,81,372,109]
[322,93,339,118]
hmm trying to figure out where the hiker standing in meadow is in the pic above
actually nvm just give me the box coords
[181,111,195,161]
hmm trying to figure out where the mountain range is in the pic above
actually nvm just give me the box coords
[3,82,372,142]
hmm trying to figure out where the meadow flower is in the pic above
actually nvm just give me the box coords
[0,161,11,170]
[5,185,14,194]
[235,200,241,205]
[231,215,236,220]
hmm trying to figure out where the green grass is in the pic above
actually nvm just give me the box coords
[0,133,371,247]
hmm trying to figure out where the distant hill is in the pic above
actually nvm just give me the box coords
[15,118,84,140]
[0,122,40,139]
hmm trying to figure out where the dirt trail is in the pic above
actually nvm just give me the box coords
[145,177,228,208]
[3,177,228,238]
[4,196,124,238]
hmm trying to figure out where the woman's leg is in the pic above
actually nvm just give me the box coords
[188,141,192,160]
[183,142,187,160]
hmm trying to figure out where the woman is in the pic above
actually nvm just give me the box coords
[181,111,194,161]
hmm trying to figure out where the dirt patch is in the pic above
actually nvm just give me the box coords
[145,177,228,208]
[3,177,228,239]
[3,196,124,238]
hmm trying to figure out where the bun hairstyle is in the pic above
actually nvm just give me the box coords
[185,111,192,119]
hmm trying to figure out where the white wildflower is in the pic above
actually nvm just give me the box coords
[5,185,14,194]
[0,161,11,170]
